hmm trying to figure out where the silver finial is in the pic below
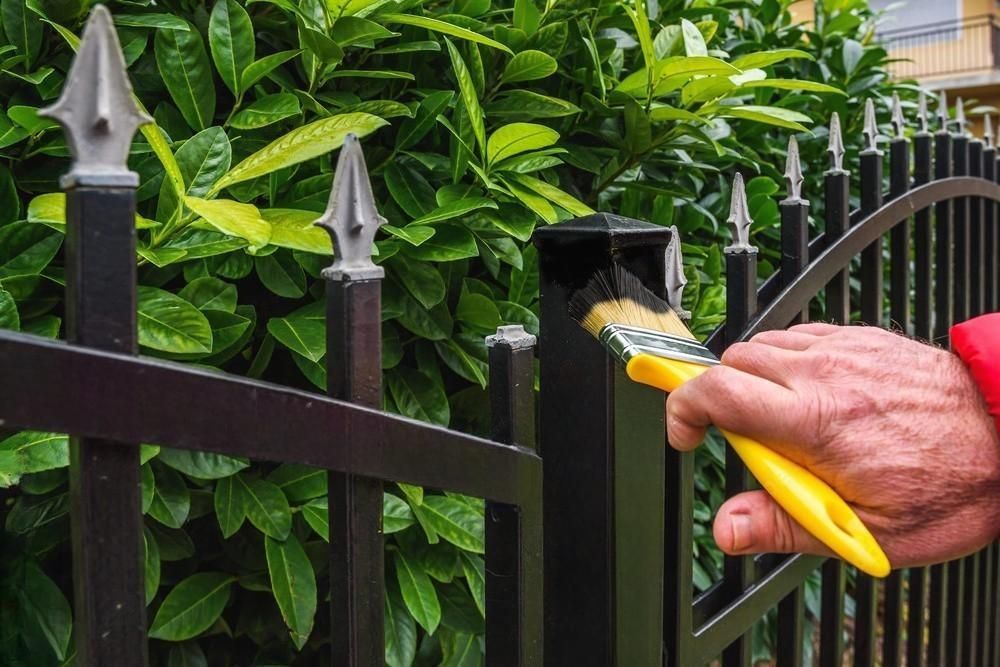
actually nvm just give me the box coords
[936,91,949,133]
[665,225,690,319]
[724,173,755,254]
[314,134,386,281]
[986,115,994,147]
[783,135,804,202]
[955,97,967,136]
[862,98,881,154]
[891,93,906,139]
[917,91,929,134]
[39,6,151,188]
[486,324,536,350]
[827,112,845,172]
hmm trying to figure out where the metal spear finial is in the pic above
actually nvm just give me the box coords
[917,90,929,134]
[314,134,386,281]
[725,173,755,253]
[955,97,967,136]
[827,112,845,173]
[937,90,949,133]
[39,6,151,188]
[664,226,690,319]
[986,115,994,147]
[862,98,881,154]
[783,135,804,202]
[891,93,906,139]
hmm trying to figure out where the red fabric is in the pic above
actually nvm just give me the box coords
[951,313,1000,436]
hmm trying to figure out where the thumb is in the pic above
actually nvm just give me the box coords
[713,491,834,558]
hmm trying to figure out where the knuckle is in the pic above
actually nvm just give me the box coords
[720,342,763,370]
[772,509,800,553]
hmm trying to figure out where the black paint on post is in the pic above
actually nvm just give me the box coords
[985,152,997,312]
[486,326,543,667]
[824,170,851,324]
[934,131,954,343]
[66,186,147,667]
[889,136,911,330]
[961,554,979,664]
[326,279,385,667]
[906,567,928,666]
[946,558,964,666]
[859,147,885,326]
[780,199,809,325]
[913,132,934,341]
[776,586,804,667]
[882,569,904,666]
[928,563,947,665]
[819,559,845,667]
[969,140,985,317]
[953,135,971,324]
[535,215,671,666]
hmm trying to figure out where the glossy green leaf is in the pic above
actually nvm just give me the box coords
[382,224,436,246]
[446,39,486,157]
[268,464,326,502]
[738,78,846,95]
[385,163,437,218]
[410,197,497,225]
[456,291,500,331]
[719,105,812,132]
[256,251,307,298]
[148,465,191,529]
[213,474,246,538]
[184,196,272,249]
[486,122,558,166]
[487,90,581,119]
[616,56,739,97]
[385,587,418,667]
[267,301,325,361]
[16,561,71,660]
[209,0,255,95]
[396,90,454,151]
[2,0,42,68]
[509,173,593,217]
[158,448,250,479]
[266,533,317,649]
[403,224,478,261]
[383,494,416,533]
[155,21,216,131]
[0,288,18,331]
[420,495,484,552]
[394,549,441,634]
[137,286,214,354]
[0,432,67,476]
[0,222,62,279]
[391,255,446,308]
[113,14,192,29]
[179,277,237,312]
[301,497,329,541]
[501,49,556,84]
[167,642,207,667]
[148,572,234,640]
[260,209,331,255]
[144,526,161,604]
[388,367,450,426]
[383,14,511,53]
[212,113,387,192]
[238,475,292,540]
[731,48,813,71]
[240,49,302,90]
[231,93,301,129]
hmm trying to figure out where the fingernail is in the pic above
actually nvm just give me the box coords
[730,515,753,551]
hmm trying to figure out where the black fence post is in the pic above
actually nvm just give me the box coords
[535,215,673,666]
[485,325,543,666]
[888,94,911,333]
[913,94,934,344]
[969,128,985,318]
[952,100,971,324]
[933,92,954,344]
[722,174,756,667]
[985,116,997,313]
[824,113,851,326]
[315,135,386,665]
[39,8,151,665]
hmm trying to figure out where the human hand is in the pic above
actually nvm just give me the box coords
[666,323,1000,567]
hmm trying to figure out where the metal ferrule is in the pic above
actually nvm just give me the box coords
[597,324,719,367]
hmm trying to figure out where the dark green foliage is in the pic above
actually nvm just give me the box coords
[0,0,906,662]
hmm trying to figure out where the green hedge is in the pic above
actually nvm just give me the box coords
[0,0,906,663]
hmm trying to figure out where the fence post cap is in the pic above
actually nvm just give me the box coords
[39,5,151,189]
[985,115,994,147]
[782,135,805,203]
[315,134,386,281]
[664,226,690,319]
[532,212,671,251]
[954,97,968,137]
[486,325,537,349]
[891,93,906,140]
[861,98,883,156]
[917,91,930,135]
[936,90,950,134]
[826,112,846,174]
[724,173,756,254]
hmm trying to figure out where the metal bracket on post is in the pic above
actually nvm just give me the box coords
[39,6,151,666]
[534,214,675,666]
[315,135,386,666]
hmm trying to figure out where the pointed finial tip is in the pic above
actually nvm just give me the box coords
[955,97,968,135]
[937,90,950,131]
[985,114,994,146]
[725,173,755,253]
[917,91,929,134]
[664,225,689,319]
[783,135,804,202]
[315,137,386,281]
[827,112,845,172]
[862,98,881,153]
[891,93,906,139]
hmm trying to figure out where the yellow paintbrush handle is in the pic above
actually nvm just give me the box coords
[626,353,891,578]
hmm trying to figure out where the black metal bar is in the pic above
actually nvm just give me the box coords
[721,247,757,667]
[889,136,911,330]
[969,140,985,317]
[535,215,671,666]
[979,544,992,665]
[953,133,970,323]
[824,169,851,324]
[853,572,877,666]
[883,569,905,666]
[486,326,543,667]
[819,559,845,667]
[985,151,997,312]
[859,144,885,326]
[961,554,979,665]
[914,132,934,341]
[907,567,928,667]
[0,331,541,504]
[935,132,954,343]
[946,558,965,666]
[65,185,147,667]
[928,563,947,665]
[326,278,385,667]
[776,586,804,667]
[781,198,810,325]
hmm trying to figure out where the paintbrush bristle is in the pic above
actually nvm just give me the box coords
[569,265,695,341]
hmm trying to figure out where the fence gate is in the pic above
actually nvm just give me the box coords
[3,6,1000,667]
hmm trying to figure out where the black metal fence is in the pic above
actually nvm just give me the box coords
[4,7,1000,667]
[880,14,1000,79]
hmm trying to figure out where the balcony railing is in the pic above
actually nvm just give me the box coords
[879,14,1000,80]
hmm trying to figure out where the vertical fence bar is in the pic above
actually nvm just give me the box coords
[953,101,971,324]
[536,215,672,666]
[928,563,948,666]
[824,113,851,325]
[934,93,954,343]
[721,176,756,667]
[907,567,928,666]
[984,117,997,313]
[486,325,543,667]
[914,96,934,342]
[853,99,883,667]
[859,99,885,327]
[946,557,965,666]
[819,559,846,667]
[777,587,805,667]
[889,94,911,332]
[40,9,151,665]
[883,569,904,666]
[317,136,386,666]
[961,553,979,665]
[979,543,992,664]
[969,134,985,318]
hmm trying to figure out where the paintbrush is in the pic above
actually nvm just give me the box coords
[570,265,890,578]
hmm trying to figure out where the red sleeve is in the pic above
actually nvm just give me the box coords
[951,313,1000,435]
